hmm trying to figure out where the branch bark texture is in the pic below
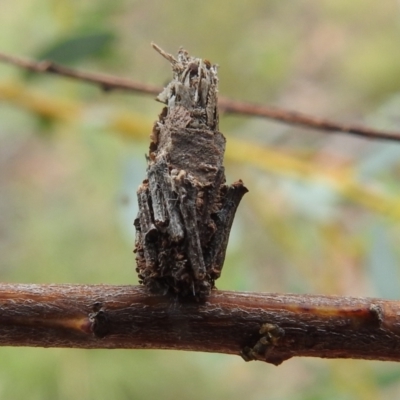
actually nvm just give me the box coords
[1,283,400,366]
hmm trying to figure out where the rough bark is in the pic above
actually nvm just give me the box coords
[1,284,400,365]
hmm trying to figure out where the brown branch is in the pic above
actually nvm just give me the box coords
[0,51,399,142]
[0,52,161,95]
[1,283,400,365]
[218,99,400,142]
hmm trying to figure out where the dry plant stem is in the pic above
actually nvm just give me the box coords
[0,51,399,142]
[1,284,400,365]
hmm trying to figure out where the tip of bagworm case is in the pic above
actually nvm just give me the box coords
[151,42,178,65]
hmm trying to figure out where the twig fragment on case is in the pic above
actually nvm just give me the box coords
[134,44,248,299]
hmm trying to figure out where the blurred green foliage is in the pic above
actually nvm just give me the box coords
[1,0,400,399]
[36,32,115,65]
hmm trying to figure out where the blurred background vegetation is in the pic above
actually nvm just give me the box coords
[1,0,400,399]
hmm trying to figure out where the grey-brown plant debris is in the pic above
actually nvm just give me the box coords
[134,44,248,299]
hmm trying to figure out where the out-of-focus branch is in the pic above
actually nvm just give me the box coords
[0,51,399,142]
[1,283,400,365]
[218,99,400,141]
[0,52,161,95]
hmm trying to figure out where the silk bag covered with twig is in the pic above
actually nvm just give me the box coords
[134,44,248,299]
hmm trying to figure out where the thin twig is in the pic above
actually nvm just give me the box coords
[0,51,399,142]
[1,283,400,365]
[0,52,161,95]
[218,99,400,141]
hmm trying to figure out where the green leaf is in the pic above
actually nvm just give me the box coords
[36,32,115,65]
